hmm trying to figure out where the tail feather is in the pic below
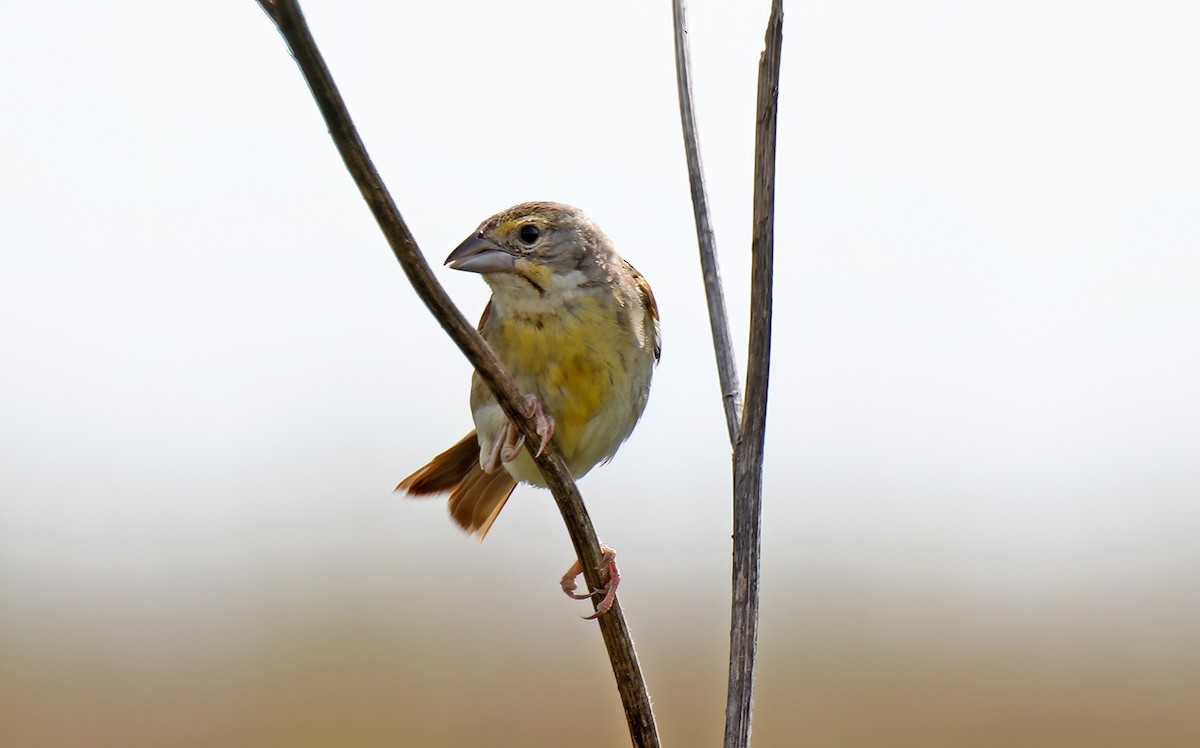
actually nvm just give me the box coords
[448,464,517,538]
[396,430,518,539]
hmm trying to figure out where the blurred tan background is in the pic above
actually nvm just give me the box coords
[3,1,1199,746]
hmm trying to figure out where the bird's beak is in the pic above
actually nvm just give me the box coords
[445,235,515,274]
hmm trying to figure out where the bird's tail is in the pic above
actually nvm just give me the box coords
[396,430,517,539]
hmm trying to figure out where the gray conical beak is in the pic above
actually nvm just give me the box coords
[445,235,515,274]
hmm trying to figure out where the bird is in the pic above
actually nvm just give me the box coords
[396,201,660,616]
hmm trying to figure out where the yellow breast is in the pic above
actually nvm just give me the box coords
[491,291,626,465]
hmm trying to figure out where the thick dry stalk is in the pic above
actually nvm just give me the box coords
[724,4,783,746]
[671,0,743,444]
[254,2,659,745]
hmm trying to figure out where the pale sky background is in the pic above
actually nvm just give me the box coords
[2,1,1199,745]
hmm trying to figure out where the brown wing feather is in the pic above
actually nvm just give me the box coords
[396,429,517,539]
[477,299,493,332]
[630,264,661,361]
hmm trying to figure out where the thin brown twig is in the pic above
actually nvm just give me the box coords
[671,0,743,445]
[254,2,659,745]
[724,3,783,746]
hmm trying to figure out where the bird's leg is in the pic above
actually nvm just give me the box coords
[499,393,555,463]
[559,545,620,619]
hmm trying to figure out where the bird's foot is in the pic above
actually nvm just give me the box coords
[560,545,620,619]
[498,421,524,464]
[523,393,554,458]
[497,393,554,463]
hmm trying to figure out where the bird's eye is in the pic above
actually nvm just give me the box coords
[518,224,540,245]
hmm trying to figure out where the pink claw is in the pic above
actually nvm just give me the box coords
[524,394,554,458]
[560,546,620,619]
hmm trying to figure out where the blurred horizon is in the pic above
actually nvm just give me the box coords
[4,510,1198,745]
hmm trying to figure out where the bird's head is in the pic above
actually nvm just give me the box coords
[445,202,606,296]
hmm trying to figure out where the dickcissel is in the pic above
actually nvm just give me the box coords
[397,201,659,615]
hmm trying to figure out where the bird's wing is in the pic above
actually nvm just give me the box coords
[477,299,493,332]
[629,264,661,362]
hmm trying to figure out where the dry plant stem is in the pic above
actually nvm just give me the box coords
[254,2,659,745]
[724,3,783,747]
[671,0,743,445]
[672,0,783,745]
